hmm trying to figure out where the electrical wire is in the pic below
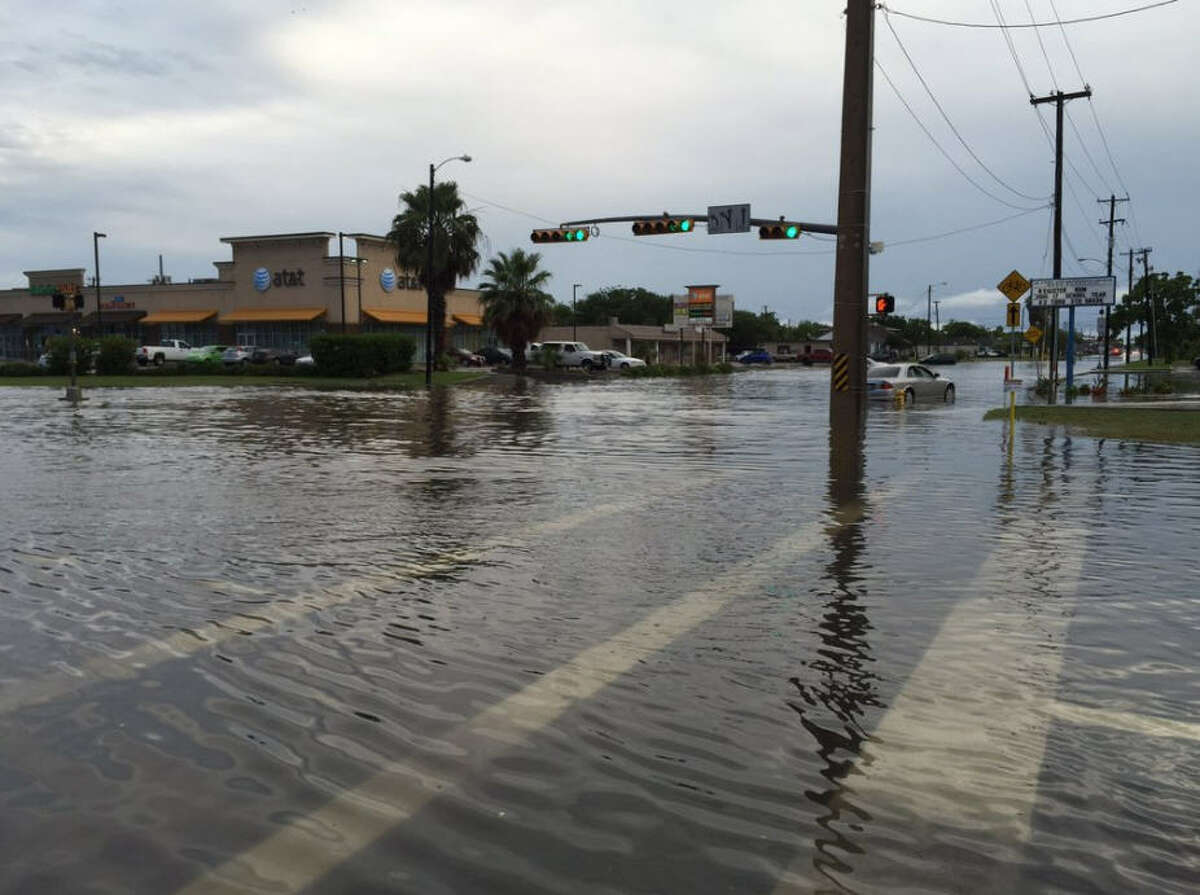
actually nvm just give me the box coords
[881,1,1178,29]
[881,10,1047,201]
[884,204,1049,247]
[876,59,1045,211]
[1023,0,1059,89]
[1066,108,1116,195]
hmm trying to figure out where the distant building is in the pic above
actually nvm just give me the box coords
[0,232,486,361]
[538,317,728,364]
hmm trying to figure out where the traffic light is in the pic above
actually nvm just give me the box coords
[631,217,695,236]
[531,228,589,244]
[759,221,801,240]
[874,293,894,315]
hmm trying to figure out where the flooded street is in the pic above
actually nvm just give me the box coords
[0,365,1196,894]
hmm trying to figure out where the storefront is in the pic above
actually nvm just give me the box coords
[0,232,486,360]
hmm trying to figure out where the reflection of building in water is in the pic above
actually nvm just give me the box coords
[0,232,487,361]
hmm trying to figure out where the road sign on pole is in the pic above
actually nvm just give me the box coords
[706,204,751,235]
[1024,325,1043,344]
[997,269,1031,302]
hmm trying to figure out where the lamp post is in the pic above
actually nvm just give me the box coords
[572,283,582,341]
[425,154,472,386]
[926,281,946,356]
[338,231,346,333]
[93,232,106,334]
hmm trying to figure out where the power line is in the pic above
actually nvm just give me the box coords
[1049,0,1088,84]
[1066,107,1116,195]
[881,10,1046,201]
[875,58,1045,211]
[1023,0,1059,89]
[881,0,1178,29]
[885,204,1049,247]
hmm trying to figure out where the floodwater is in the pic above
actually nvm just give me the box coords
[0,363,1195,894]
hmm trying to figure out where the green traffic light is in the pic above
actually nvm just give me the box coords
[575,229,586,241]
[785,225,799,239]
[680,219,692,232]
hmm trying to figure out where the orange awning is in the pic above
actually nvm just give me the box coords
[452,313,484,327]
[219,307,327,323]
[139,309,218,325]
[363,308,456,326]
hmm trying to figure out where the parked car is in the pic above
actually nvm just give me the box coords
[919,353,958,365]
[867,363,955,404]
[136,339,193,366]
[602,349,646,370]
[249,346,298,365]
[222,346,252,366]
[186,345,228,364]
[1194,355,1200,370]
[449,347,485,367]
[739,349,773,365]
[800,348,833,365]
[295,354,315,367]
[36,352,50,369]
[527,340,607,370]
[475,345,512,365]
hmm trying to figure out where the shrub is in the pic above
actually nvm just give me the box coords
[45,335,98,375]
[534,345,561,369]
[308,333,416,377]
[95,335,138,374]
[0,361,44,377]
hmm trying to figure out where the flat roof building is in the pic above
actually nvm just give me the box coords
[0,232,486,361]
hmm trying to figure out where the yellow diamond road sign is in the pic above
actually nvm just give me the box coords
[1024,325,1043,344]
[998,269,1031,303]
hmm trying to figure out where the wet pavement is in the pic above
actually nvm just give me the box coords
[0,362,1196,894]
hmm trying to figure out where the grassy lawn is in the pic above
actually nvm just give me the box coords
[1105,360,1179,372]
[0,370,489,391]
[985,404,1200,444]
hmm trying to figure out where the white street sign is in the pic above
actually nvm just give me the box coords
[707,203,751,235]
[1029,276,1117,307]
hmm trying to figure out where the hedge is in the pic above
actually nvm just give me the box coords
[45,336,98,375]
[308,333,416,377]
[95,336,138,374]
[0,361,44,377]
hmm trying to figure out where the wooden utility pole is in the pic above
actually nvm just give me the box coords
[1098,195,1126,373]
[1125,248,1134,363]
[1135,247,1154,363]
[1031,87,1091,395]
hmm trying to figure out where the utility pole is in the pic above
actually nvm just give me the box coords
[1125,248,1134,363]
[829,0,873,508]
[93,232,106,334]
[1098,195,1127,373]
[926,284,932,355]
[1134,248,1154,363]
[933,300,941,346]
[1031,87,1091,396]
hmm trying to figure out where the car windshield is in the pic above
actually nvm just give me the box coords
[871,366,901,378]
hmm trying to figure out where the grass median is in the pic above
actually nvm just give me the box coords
[0,370,489,391]
[985,404,1200,444]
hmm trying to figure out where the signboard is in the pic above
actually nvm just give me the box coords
[706,204,751,235]
[1006,303,1021,329]
[1024,325,1043,344]
[714,295,734,328]
[997,269,1031,302]
[670,284,716,325]
[1029,276,1116,308]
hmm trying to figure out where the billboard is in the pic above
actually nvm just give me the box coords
[670,286,733,328]
[1029,276,1117,307]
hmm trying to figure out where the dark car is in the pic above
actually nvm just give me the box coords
[919,353,958,365]
[739,349,773,365]
[1194,355,1200,370]
[249,347,298,365]
[475,345,512,365]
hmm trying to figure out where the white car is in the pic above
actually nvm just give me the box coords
[295,354,315,366]
[221,346,252,366]
[866,363,955,404]
[602,350,646,370]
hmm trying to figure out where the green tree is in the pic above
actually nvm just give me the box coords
[573,287,672,326]
[941,320,989,343]
[1109,271,1199,362]
[387,180,481,364]
[477,248,555,373]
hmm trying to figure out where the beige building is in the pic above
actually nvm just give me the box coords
[0,232,486,361]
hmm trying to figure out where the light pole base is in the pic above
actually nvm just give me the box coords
[60,387,87,403]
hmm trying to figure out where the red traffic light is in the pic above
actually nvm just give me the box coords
[531,228,589,244]
[631,217,694,236]
[874,294,894,315]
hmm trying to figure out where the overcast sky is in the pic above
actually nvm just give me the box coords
[1,0,1194,332]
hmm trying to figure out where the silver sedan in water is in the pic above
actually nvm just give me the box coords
[867,363,955,404]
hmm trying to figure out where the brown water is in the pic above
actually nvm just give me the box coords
[0,365,1196,893]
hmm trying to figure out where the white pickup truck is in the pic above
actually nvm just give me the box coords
[527,340,608,370]
[137,339,193,366]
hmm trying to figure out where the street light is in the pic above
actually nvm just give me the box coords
[93,232,106,333]
[572,283,582,341]
[426,154,472,386]
[926,281,946,355]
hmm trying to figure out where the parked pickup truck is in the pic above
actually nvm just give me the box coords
[137,339,193,366]
[527,340,608,370]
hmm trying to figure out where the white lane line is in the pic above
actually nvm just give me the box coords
[772,523,1086,894]
[172,490,898,894]
[1047,701,1200,743]
[0,488,696,717]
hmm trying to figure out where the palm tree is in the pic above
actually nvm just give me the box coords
[477,249,554,372]
[387,181,481,365]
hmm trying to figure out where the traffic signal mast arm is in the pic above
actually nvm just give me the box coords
[555,214,838,235]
